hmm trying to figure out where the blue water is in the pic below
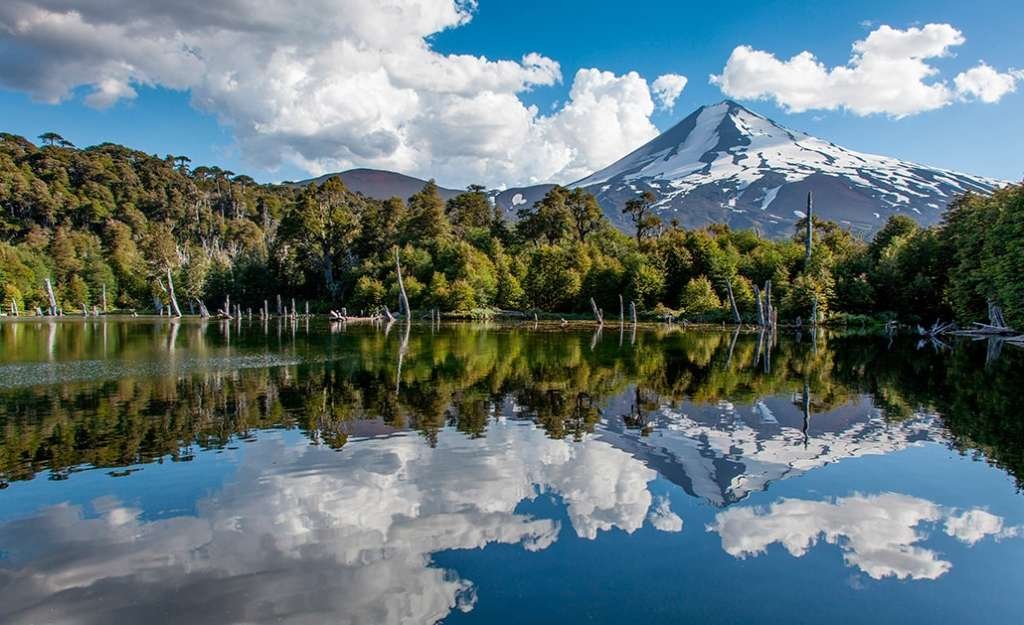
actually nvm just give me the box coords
[0,320,1022,624]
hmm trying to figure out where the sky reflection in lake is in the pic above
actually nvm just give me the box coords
[1,320,1023,624]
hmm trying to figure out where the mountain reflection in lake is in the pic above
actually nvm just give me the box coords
[1,320,1023,624]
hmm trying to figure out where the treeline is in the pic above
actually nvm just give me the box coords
[1,132,1021,325]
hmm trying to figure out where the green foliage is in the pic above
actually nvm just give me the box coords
[353,275,385,310]
[446,185,492,234]
[622,190,660,245]
[1,131,1019,323]
[517,187,572,244]
[680,276,721,317]
[523,244,583,311]
[944,185,1024,327]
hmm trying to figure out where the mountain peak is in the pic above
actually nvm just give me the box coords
[572,101,1002,237]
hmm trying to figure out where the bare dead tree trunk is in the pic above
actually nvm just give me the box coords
[754,284,765,326]
[619,294,624,324]
[264,300,269,319]
[725,279,741,324]
[276,294,282,316]
[45,278,57,316]
[395,249,410,317]
[811,295,818,326]
[166,268,182,317]
[101,283,107,313]
[590,297,604,326]
[630,301,637,324]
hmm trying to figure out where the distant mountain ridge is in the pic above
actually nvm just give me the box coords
[300,101,1005,237]
[295,168,463,201]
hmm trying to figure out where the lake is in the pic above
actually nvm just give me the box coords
[1,318,1022,624]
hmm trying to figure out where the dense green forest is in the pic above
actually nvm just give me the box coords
[1,132,1022,326]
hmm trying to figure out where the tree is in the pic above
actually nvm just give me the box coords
[38,132,66,147]
[523,245,583,310]
[565,187,604,241]
[404,180,450,241]
[356,197,404,259]
[623,190,660,246]
[517,187,571,244]
[446,185,492,233]
[680,276,721,317]
[173,155,192,172]
[286,176,362,300]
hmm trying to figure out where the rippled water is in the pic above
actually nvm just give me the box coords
[1,318,1022,624]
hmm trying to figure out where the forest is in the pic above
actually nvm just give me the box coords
[1,132,1022,327]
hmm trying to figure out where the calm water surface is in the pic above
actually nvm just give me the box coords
[1,318,1022,624]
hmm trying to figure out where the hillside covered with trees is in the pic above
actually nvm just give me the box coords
[1,132,1021,326]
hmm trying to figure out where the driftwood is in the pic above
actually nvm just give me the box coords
[215,294,232,319]
[952,302,1017,336]
[917,320,955,337]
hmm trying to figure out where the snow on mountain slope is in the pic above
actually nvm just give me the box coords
[600,396,943,507]
[573,101,1004,237]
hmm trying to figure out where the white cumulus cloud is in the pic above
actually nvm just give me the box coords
[708,492,1019,581]
[0,0,679,187]
[651,73,688,110]
[711,23,1019,117]
[954,63,1023,103]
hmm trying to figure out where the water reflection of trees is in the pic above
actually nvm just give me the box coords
[2,322,1023,486]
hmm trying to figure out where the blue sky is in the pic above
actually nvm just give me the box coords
[0,0,1020,186]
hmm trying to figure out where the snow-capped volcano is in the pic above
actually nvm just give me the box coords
[572,100,1004,236]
